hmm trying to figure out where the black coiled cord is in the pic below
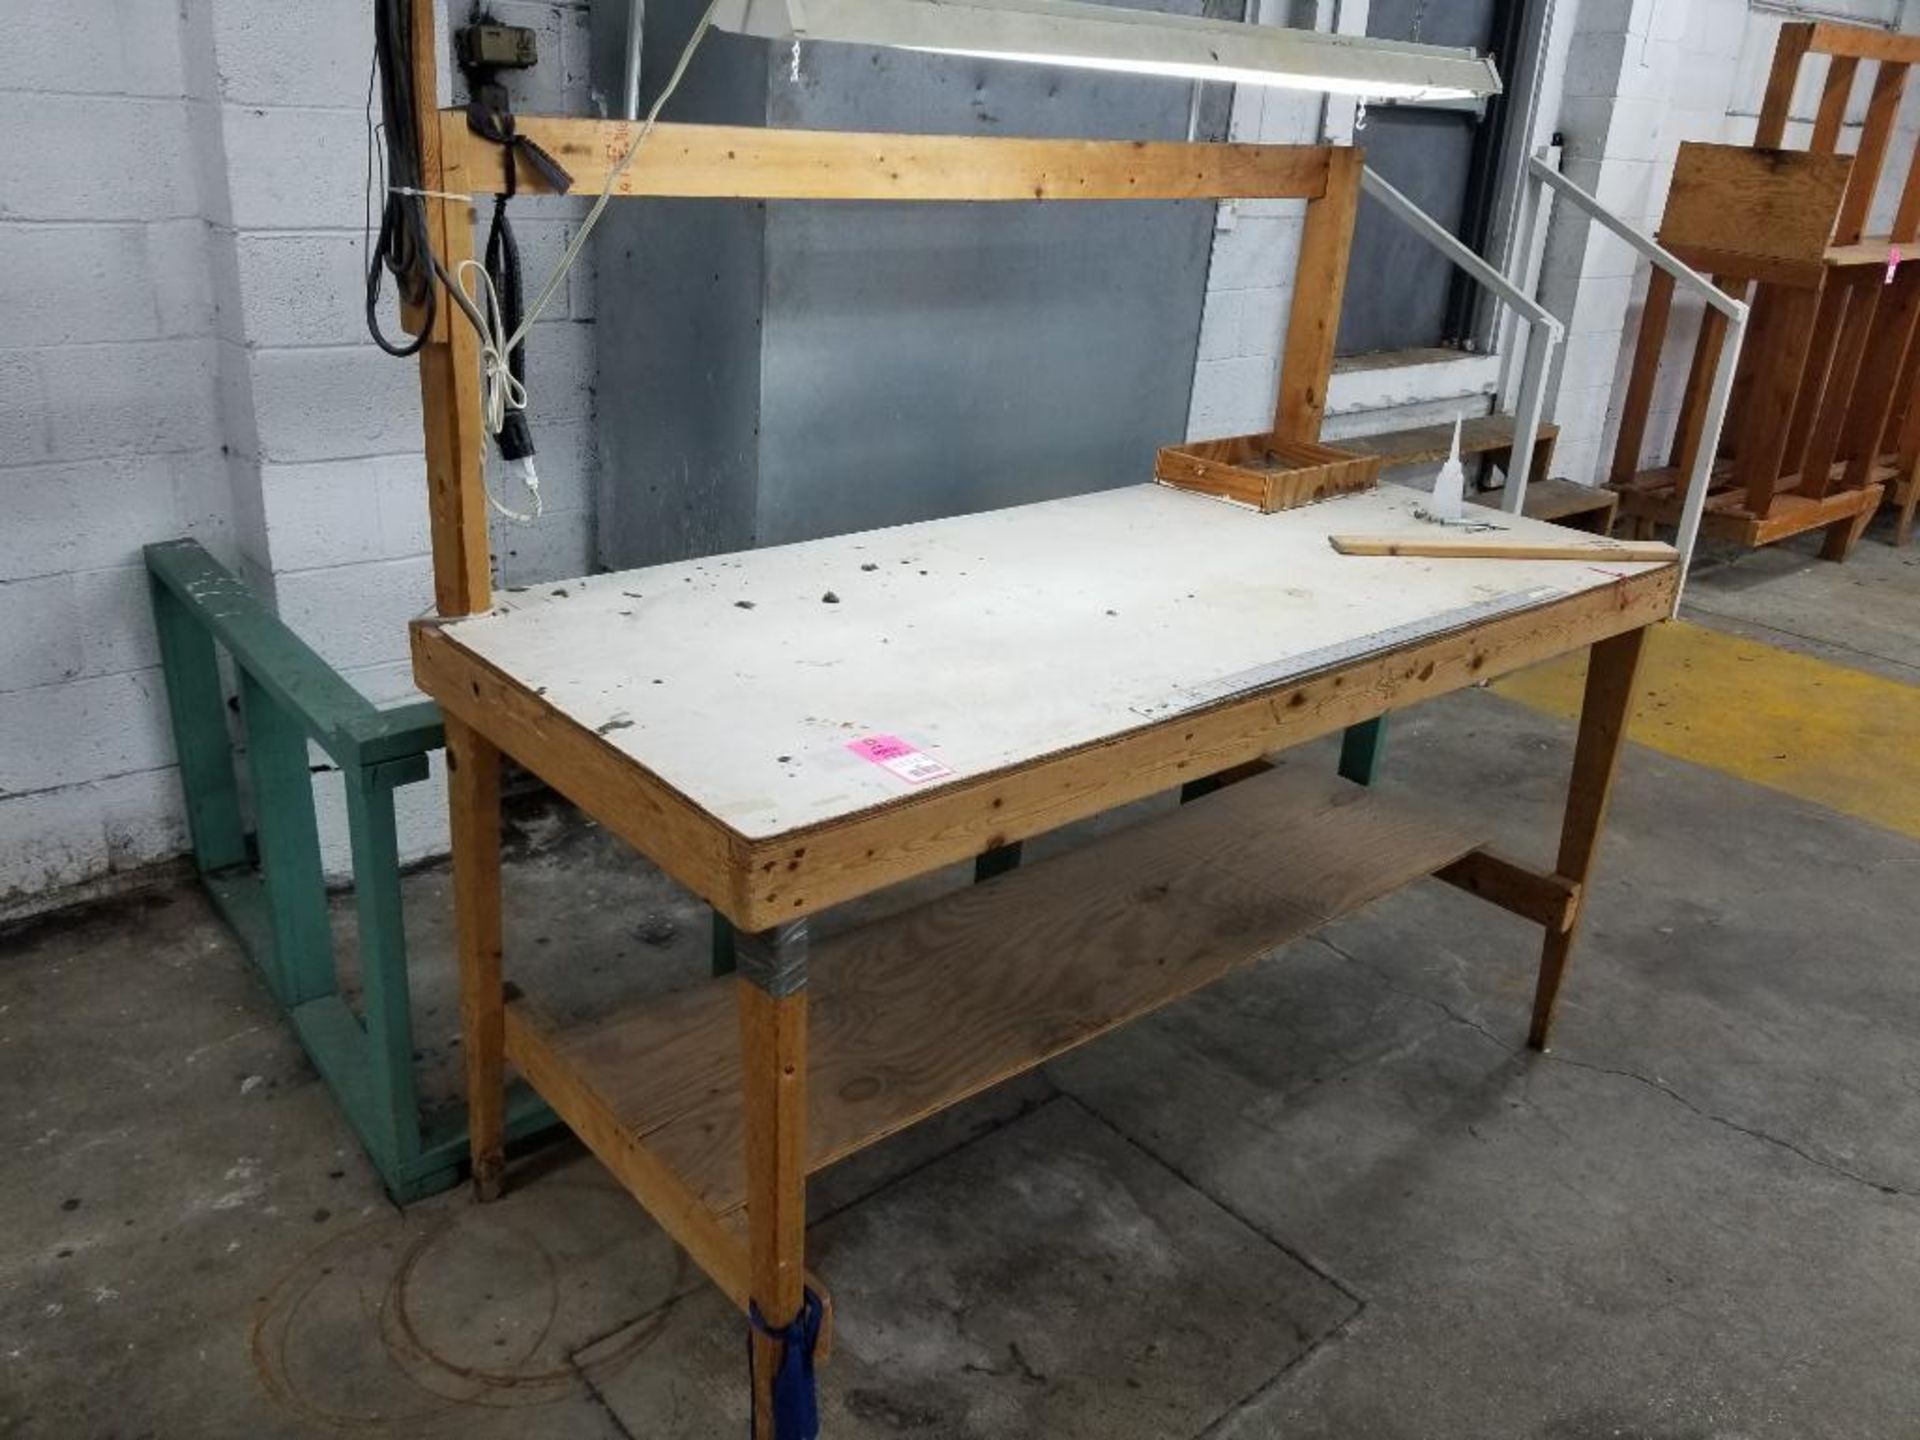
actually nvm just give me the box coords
[365,0,436,358]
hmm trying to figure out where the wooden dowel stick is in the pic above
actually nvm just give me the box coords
[1329,535,1677,562]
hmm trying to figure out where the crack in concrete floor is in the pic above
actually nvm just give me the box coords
[1315,933,1915,1204]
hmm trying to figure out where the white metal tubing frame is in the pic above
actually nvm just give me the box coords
[1360,164,1563,514]
[1526,149,1749,599]
[1360,150,1745,601]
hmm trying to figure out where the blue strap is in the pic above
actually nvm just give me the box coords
[748,1288,824,1440]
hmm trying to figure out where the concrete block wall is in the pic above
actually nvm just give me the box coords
[0,0,602,914]
[0,2,228,913]
[203,0,600,676]
[1186,80,1322,439]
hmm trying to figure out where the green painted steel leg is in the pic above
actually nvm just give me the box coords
[238,671,335,1007]
[149,575,247,872]
[344,759,424,1173]
[974,843,1023,881]
[1338,717,1388,786]
[712,910,737,977]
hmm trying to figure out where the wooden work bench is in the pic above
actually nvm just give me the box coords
[411,482,1675,1423]
[388,2,1674,1422]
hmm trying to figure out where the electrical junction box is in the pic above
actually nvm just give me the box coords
[456,22,538,70]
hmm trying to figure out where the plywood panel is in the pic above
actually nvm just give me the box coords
[547,766,1483,1216]
[1660,144,1853,267]
[430,485,1669,844]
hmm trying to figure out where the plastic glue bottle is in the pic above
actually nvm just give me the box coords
[1430,416,1466,522]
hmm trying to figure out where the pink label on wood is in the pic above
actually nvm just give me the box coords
[847,734,955,785]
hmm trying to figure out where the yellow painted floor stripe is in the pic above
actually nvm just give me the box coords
[1493,619,1920,840]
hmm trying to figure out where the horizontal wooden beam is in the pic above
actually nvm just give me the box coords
[1436,848,1579,932]
[1805,20,1920,64]
[448,113,1333,203]
[1656,243,1826,290]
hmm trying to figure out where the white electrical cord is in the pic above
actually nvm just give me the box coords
[453,257,543,520]
[433,0,725,523]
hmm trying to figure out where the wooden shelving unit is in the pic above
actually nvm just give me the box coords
[391,3,1679,1430]
[1612,20,1920,554]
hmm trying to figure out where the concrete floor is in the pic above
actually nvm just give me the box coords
[4,516,1919,1438]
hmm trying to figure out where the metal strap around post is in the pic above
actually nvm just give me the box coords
[1337,717,1388,786]
[737,921,811,998]
[712,909,739,977]
[974,843,1023,881]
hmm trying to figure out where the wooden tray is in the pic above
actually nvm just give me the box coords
[1155,432,1382,512]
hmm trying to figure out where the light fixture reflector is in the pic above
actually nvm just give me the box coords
[711,0,1503,101]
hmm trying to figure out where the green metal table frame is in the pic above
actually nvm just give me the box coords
[145,540,553,1202]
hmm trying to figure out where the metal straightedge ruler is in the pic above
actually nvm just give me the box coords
[1131,585,1566,720]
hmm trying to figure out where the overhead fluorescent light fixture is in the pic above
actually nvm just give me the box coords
[710,0,1502,101]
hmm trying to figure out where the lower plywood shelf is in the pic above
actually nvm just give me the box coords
[519,766,1481,1219]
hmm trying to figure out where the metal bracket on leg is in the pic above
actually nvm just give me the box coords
[737,920,811,998]
[1338,717,1388,786]
[974,843,1023,882]
[713,909,739,977]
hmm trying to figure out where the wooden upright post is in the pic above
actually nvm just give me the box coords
[1754,22,1812,148]
[1732,283,1821,517]
[1529,628,1646,1051]
[736,923,812,1439]
[1273,146,1361,443]
[448,716,507,1197]
[410,0,492,617]
[1610,268,1675,487]
[406,0,509,1197]
[1834,61,1909,246]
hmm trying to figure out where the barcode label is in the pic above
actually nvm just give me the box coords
[847,733,955,786]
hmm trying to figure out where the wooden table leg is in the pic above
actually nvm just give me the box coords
[1897,467,1920,548]
[738,922,814,1439]
[447,716,507,1200]
[1529,627,1647,1052]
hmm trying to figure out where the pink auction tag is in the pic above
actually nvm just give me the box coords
[847,734,955,785]
[1889,245,1903,285]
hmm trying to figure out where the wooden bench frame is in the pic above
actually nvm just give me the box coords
[395,3,1669,1429]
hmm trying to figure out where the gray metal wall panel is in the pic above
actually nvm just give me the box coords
[755,36,1220,544]
[596,0,1229,565]
[592,8,771,568]
[1335,0,1498,357]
